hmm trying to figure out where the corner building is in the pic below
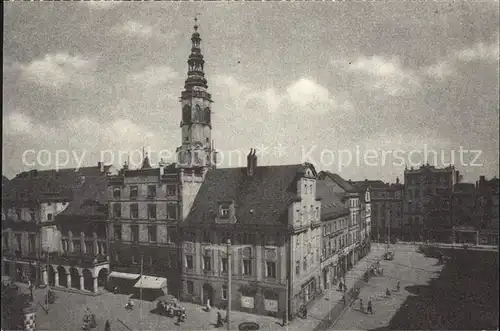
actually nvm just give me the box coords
[179,154,322,318]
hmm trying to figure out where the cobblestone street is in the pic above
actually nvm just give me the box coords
[22,245,386,331]
[332,244,443,330]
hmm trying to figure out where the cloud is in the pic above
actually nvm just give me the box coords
[455,41,499,63]
[424,40,499,81]
[332,56,421,96]
[126,65,179,87]
[19,53,96,89]
[85,1,119,9]
[115,21,154,38]
[425,61,454,81]
[4,112,34,135]
[213,75,350,114]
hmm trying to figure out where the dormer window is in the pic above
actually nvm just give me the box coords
[220,205,230,218]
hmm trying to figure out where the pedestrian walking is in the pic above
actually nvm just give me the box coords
[104,319,111,331]
[367,300,373,314]
[386,288,391,296]
[216,311,223,327]
[359,298,364,312]
[396,281,400,292]
[342,293,346,305]
[282,312,287,327]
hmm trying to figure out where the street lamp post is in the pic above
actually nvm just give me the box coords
[226,239,231,331]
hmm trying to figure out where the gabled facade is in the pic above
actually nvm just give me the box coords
[317,172,369,269]
[179,151,321,318]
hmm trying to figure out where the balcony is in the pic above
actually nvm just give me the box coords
[47,252,109,268]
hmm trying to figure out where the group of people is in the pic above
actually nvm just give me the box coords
[357,298,374,315]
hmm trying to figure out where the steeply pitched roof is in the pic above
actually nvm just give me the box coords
[184,164,313,227]
[352,180,388,191]
[316,181,350,221]
[318,171,357,193]
[4,166,110,220]
[57,175,108,219]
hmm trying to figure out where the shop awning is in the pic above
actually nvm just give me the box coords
[109,272,141,280]
[133,276,167,289]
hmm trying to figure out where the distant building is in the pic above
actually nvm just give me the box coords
[475,176,499,245]
[316,180,351,291]
[2,163,116,291]
[317,172,371,272]
[179,152,321,318]
[403,164,458,242]
[352,179,403,242]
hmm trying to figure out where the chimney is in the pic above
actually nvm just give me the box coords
[98,161,104,172]
[247,149,255,177]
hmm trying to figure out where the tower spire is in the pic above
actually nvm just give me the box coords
[184,13,207,90]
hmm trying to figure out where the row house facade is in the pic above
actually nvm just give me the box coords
[452,176,499,245]
[353,179,403,242]
[475,176,499,245]
[2,163,115,293]
[403,164,459,242]
[107,159,186,296]
[179,153,321,319]
[317,172,369,269]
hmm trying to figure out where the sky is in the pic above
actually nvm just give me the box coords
[3,1,499,183]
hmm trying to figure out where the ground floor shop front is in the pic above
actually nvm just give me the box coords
[180,276,287,318]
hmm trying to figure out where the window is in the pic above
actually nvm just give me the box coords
[221,285,228,300]
[130,225,139,243]
[220,205,230,218]
[114,225,122,240]
[85,241,93,255]
[73,240,81,253]
[242,259,252,276]
[220,232,232,244]
[130,204,139,219]
[241,233,255,245]
[168,252,176,268]
[167,185,177,196]
[167,205,177,220]
[15,234,22,251]
[148,225,157,242]
[303,257,307,271]
[115,253,120,263]
[148,204,157,219]
[47,213,53,221]
[30,210,36,221]
[295,260,300,275]
[221,257,228,273]
[130,186,138,199]
[28,234,36,253]
[185,255,194,269]
[202,230,210,243]
[113,187,121,199]
[187,281,194,295]
[113,204,121,218]
[266,261,276,278]
[203,256,211,271]
[147,185,156,199]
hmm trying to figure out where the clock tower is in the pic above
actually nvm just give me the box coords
[176,18,216,170]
